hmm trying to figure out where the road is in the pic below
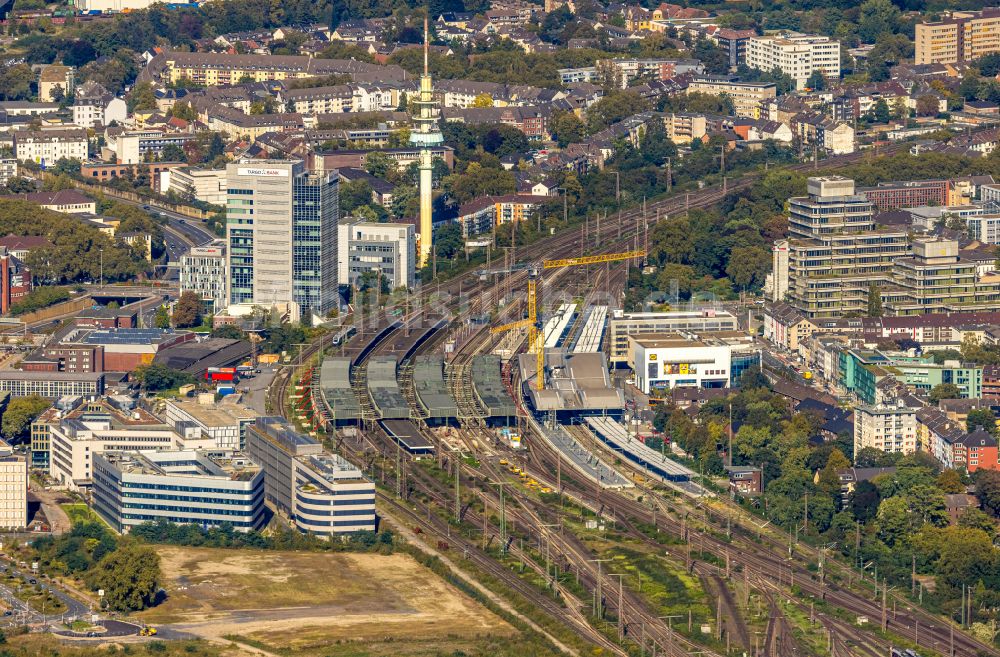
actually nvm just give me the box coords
[0,557,91,624]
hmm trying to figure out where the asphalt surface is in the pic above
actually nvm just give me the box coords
[0,559,91,623]
[240,365,278,413]
[53,619,142,638]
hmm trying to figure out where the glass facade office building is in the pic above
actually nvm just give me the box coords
[226,161,339,316]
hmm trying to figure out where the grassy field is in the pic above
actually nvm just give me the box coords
[140,546,515,655]
[60,504,103,526]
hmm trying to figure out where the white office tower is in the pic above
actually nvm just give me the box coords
[409,17,443,270]
[226,160,339,320]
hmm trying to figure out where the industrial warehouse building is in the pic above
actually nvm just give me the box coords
[0,371,105,398]
[246,417,376,535]
[92,450,265,533]
[23,327,196,373]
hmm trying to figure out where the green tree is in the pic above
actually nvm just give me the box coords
[866,283,883,317]
[858,0,900,43]
[805,69,826,91]
[365,152,396,178]
[550,110,584,147]
[869,98,891,123]
[850,480,881,523]
[86,543,160,612]
[725,246,770,291]
[974,469,1000,516]
[132,364,193,392]
[929,382,963,403]
[171,291,203,328]
[585,91,652,133]
[875,497,912,546]
[1,395,51,442]
[937,469,966,494]
[169,101,198,121]
[128,81,157,112]
[966,408,998,435]
[433,223,464,261]
[339,179,374,215]
[958,508,995,536]
[907,484,949,527]
[153,305,171,329]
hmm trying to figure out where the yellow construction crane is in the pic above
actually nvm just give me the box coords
[491,250,645,391]
[542,249,647,270]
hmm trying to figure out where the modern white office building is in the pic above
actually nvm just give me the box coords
[745,32,841,90]
[166,167,227,205]
[92,450,265,533]
[337,221,416,290]
[163,397,257,451]
[180,242,228,314]
[627,332,758,394]
[246,417,376,536]
[49,416,214,491]
[226,160,339,318]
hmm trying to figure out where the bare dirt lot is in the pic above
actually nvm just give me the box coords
[140,546,513,655]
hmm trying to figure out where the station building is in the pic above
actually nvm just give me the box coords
[628,331,759,394]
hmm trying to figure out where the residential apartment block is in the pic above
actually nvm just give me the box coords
[854,401,918,458]
[745,32,841,90]
[13,129,88,165]
[154,52,405,87]
[686,75,776,118]
[915,8,1000,65]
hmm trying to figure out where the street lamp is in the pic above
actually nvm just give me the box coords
[99,248,104,289]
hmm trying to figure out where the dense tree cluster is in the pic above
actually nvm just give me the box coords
[131,519,396,553]
[0,200,149,285]
[656,371,1000,626]
[1,395,52,442]
[30,522,160,612]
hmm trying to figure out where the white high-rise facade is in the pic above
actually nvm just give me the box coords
[226,160,339,318]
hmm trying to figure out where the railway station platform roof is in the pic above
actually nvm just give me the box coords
[471,355,516,418]
[412,355,458,419]
[319,357,361,422]
[380,419,435,454]
[367,356,410,419]
[519,351,624,413]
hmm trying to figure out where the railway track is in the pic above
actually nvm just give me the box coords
[265,140,992,657]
